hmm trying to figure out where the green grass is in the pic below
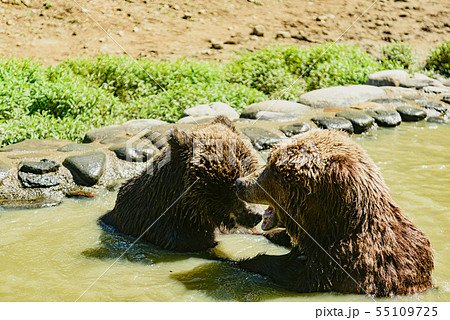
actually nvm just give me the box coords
[0,43,446,147]
[425,41,450,76]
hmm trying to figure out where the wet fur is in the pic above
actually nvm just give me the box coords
[100,116,261,252]
[237,129,434,296]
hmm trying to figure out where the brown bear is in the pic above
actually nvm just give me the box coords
[100,116,262,252]
[235,129,434,297]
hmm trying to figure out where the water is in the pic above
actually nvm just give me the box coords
[0,122,449,301]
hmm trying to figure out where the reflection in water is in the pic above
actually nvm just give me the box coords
[82,222,217,265]
[171,261,297,301]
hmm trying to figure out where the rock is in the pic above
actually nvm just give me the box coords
[100,137,130,145]
[291,30,311,42]
[240,127,283,151]
[57,143,95,152]
[65,190,97,198]
[251,25,265,37]
[279,122,310,137]
[0,139,71,152]
[396,106,427,121]
[19,159,60,174]
[18,172,60,188]
[211,39,224,49]
[0,160,10,183]
[0,195,63,209]
[311,117,354,134]
[275,31,290,39]
[254,111,297,122]
[423,86,450,95]
[83,125,126,143]
[427,115,448,123]
[370,98,408,106]
[122,119,167,134]
[399,73,443,89]
[240,100,311,119]
[63,152,106,186]
[109,143,155,162]
[177,116,217,124]
[417,101,448,115]
[22,0,31,7]
[181,102,239,120]
[366,70,409,87]
[335,111,375,134]
[349,101,383,110]
[298,85,386,108]
[365,110,402,127]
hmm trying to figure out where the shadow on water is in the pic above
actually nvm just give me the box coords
[81,222,217,265]
[171,261,299,301]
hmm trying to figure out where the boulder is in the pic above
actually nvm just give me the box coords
[63,152,107,186]
[19,159,60,174]
[254,111,297,122]
[335,111,375,134]
[240,127,283,151]
[0,160,10,183]
[122,119,167,134]
[298,85,386,108]
[240,100,311,119]
[83,125,126,143]
[18,172,60,188]
[181,102,239,120]
[57,143,95,152]
[399,73,443,89]
[417,101,448,115]
[0,139,71,152]
[279,122,310,137]
[365,110,402,127]
[0,195,63,209]
[311,117,354,134]
[396,106,427,122]
[177,116,217,124]
[366,70,409,87]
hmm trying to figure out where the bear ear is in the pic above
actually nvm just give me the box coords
[167,128,192,151]
[210,115,238,133]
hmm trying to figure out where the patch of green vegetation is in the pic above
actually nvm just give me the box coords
[380,42,417,70]
[425,41,450,76]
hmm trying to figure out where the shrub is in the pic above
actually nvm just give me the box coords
[380,42,417,70]
[425,41,450,76]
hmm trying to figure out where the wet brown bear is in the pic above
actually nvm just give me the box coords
[100,116,261,252]
[236,129,434,297]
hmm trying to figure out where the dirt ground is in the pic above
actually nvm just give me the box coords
[0,0,449,65]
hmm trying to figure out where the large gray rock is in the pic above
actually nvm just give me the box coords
[399,73,443,89]
[83,125,126,143]
[240,100,311,119]
[298,85,386,108]
[0,139,71,152]
[396,106,427,122]
[0,160,10,183]
[122,119,167,134]
[254,111,297,122]
[181,102,239,120]
[57,143,95,152]
[18,172,60,188]
[63,152,106,186]
[19,159,60,174]
[365,110,402,127]
[311,117,354,134]
[177,116,216,124]
[279,122,310,137]
[240,127,283,151]
[366,70,409,87]
[417,101,448,115]
[335,111,375,134]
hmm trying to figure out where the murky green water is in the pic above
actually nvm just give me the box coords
[0,122,449,302]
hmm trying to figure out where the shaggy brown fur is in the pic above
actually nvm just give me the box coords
[236,129,433,297]
[100,116,261,252]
